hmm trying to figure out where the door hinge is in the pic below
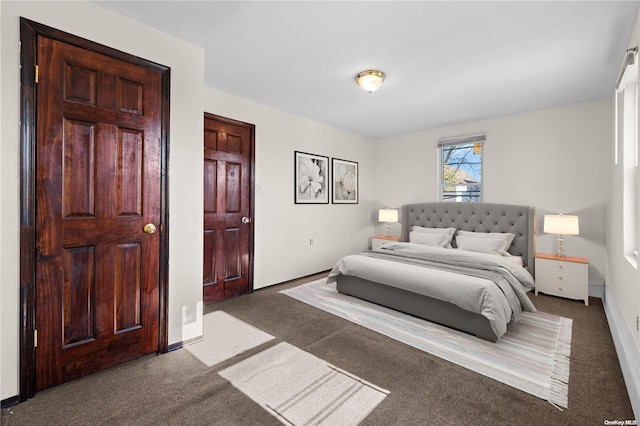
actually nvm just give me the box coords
[35,65,39,83]
[34,329,38,348]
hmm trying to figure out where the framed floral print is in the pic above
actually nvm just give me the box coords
[332,158,358,204]
[295,151,329,204]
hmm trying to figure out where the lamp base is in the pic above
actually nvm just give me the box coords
[385,223,391,238]
[555,235,566,258]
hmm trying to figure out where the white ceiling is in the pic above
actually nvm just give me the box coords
[95,1,639,139]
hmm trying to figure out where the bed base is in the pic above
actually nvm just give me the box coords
[335,202,534,342]
[336,274,498,342]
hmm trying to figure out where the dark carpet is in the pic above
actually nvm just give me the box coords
[1,272,634,425]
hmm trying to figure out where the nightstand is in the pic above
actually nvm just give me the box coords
[534,253,589,306]
[371,235,400,250]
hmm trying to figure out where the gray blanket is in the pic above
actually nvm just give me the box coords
[327,243,537,338]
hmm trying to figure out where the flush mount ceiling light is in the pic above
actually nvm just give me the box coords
[355,69,386,93]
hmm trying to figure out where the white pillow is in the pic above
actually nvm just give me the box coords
[411,226,456,248]
[409,231,451,248]
[455,230,515,255]
[455,235,509,256]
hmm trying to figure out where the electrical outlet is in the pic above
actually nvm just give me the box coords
[310,238,314,246]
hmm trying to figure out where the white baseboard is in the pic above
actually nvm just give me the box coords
[603,286,640,419]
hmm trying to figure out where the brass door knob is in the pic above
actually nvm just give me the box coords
[144,223,157,234]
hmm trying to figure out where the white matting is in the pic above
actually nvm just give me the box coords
[219,342,389,426]
[186,311,275,367]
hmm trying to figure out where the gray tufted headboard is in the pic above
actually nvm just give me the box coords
[401,202,536,275]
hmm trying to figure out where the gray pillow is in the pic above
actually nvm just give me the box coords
[411,226,456,248]
[409,231,451,248]
[455,235,509,256]
[455,230,515,255]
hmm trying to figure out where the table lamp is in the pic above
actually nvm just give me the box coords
[378,208,398,238]
[543,214,579,257]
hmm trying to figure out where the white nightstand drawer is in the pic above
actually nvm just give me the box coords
[536,258,585,276]
[534,253,589,306]
[536,277,584,298]
[536,267,585,284]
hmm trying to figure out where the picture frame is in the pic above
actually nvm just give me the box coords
[331,158,358,204]
[294,151,330,204]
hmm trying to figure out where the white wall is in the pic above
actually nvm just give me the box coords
[606,9,640,417]
[204,88,376,289]
[374,98,612,286]
[1,1,377,401]
[1,0,634,413]
[1,1,205,400]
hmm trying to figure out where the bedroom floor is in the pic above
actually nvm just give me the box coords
[2,272,634,425]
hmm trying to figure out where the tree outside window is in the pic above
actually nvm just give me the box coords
[439,136,483,202]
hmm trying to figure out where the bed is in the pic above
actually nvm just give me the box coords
[327,202,537,342]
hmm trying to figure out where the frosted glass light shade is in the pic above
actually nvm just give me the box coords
[543,215,579,235]
[355,70,386,93]
[378,208,398,223]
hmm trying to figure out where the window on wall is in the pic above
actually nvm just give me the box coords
[438,134,484,202]
[616,47,638,261]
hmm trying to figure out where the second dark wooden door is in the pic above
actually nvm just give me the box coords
[35,36,163,390]
[203,114,254,303]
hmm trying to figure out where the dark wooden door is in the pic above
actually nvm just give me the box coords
[35,36,163,390]
[203,114,254,303]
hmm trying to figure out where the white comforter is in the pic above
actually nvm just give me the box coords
[327,242,537,338]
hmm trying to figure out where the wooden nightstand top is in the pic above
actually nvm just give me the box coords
[535,252,588,264]
[372,235,401,241]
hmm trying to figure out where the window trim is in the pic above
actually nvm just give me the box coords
[617,48,639,264]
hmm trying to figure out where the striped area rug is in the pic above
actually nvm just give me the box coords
[281,278,572,409]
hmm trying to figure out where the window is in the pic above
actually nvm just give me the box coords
[614,48,640,266]
[616,47,638,261]
[438,134,484,202]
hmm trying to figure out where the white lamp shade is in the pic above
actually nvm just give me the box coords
[378,208,398,223]
[543,214,579,235]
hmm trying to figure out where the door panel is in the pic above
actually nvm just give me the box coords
[62,246,95,347]
[203,115,254,303]
[114,242,142,333]
[224,228,241,280]
[203,230,217,283]
[225,163,242,212]
[204,159,218,213]
[63,119,96,217]
[35,36,162,390]
[117,129,143,216]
